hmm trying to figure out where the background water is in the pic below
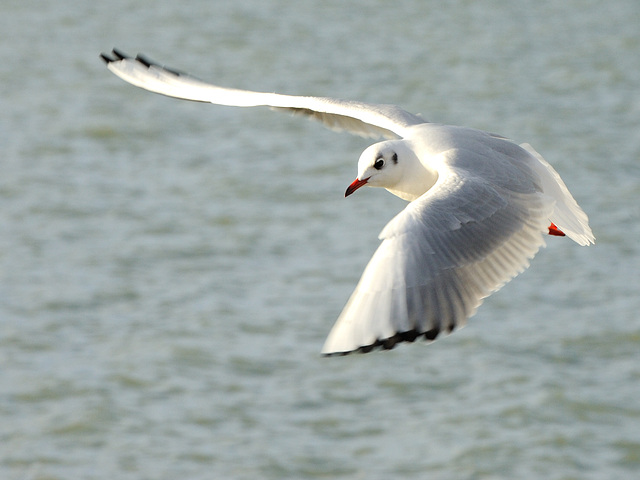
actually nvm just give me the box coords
[2,0,639,479]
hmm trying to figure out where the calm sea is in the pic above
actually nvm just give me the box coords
[2,0,639,479]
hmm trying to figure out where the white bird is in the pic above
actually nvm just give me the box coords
[100,49,594,355]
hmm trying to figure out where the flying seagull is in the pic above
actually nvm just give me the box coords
[100,49,594,355]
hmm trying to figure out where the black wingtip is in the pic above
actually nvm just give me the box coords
[100,48,130,64]
[99,49,187,77]
[321,351,350,358]
[321,327,443,357]
[112,48,129,60]
[136,54,185,76]
[135,53,154,68]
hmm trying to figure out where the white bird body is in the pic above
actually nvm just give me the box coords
[101,49,594,355]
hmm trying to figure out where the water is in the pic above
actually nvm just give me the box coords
[2,0,639,478]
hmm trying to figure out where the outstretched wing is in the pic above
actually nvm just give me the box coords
[321,157,555,355]
[100,49,426,139]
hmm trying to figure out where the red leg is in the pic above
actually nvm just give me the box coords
[548,222,565,237]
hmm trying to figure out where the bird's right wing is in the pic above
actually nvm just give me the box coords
[321,161,555,355]
[100,49,426,139]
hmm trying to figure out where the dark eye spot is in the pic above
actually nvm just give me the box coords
[374,157,385,170]
[392,153,398,164]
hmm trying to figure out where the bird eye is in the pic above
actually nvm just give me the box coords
[374,157,385,170]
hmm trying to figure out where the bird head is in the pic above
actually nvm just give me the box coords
[345,141,403,197]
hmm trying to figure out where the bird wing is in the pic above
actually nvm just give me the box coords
[321,152,556,355]
[100,49,426,139]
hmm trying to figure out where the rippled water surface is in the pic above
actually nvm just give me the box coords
[2,1,640,479]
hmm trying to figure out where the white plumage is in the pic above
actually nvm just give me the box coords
[101,49,594,355]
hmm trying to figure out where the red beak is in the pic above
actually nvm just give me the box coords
[345,177,369,197]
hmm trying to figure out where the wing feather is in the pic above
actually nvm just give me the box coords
[321,170,555,355]
[100,49,426,139]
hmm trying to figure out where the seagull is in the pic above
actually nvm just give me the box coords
[100,49,594,356]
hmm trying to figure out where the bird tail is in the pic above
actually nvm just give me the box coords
[520,143,595,246]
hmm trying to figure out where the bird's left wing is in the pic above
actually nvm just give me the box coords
[100,49,426,139]
[322,159,555,355]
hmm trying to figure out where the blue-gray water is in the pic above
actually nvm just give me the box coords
[2,1,639,479]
